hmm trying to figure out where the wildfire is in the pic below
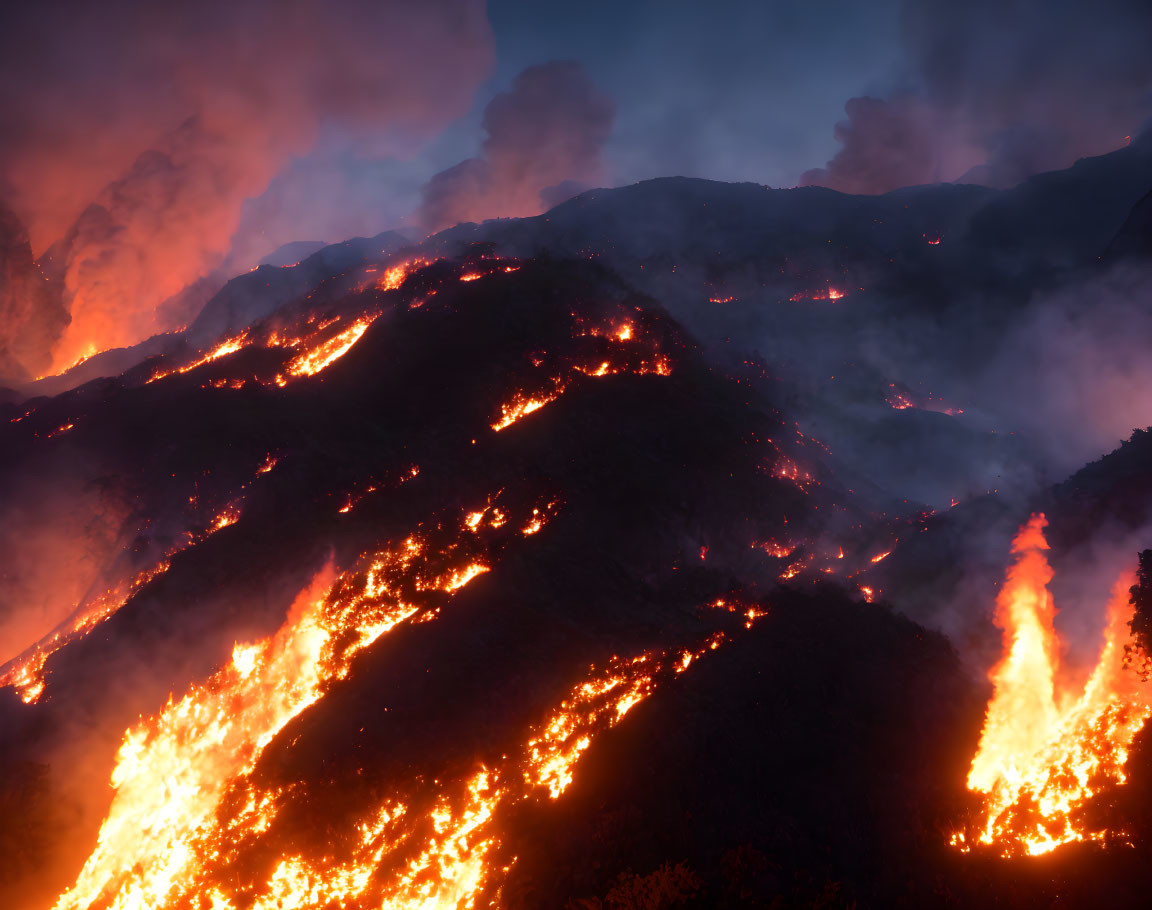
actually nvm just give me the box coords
[955,514,1152,855]
[51,478,768,910]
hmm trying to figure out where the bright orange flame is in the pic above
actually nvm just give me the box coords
[52,510,764,910]
[282,315,378,379]
[491,391,559,431]
[147,334,250,384]
[956,514,1152,855]
[378,258,427,292]
[52,497,514,910]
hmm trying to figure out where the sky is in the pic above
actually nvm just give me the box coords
[449,0,906,188]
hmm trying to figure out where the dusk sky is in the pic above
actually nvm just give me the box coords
[449,0,905,188]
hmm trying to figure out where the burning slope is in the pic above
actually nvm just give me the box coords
[3,253,867,910]
[52,495,537,910]
[955,514,1152,855]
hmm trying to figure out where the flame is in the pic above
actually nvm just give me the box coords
[52,495,520,910]
[211,502,243,531]
[956,514,1152,855]
[147,334,250,384]
[491,392,558,431]
[281,315,378,379]
[52,504,764,910]
[378,258,428,292]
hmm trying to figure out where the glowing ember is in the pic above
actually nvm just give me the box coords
[954,514,1152,855]
[211,503,242,531]
[772,456,815,492]
[789,288,846,302]
[886,388,914,410]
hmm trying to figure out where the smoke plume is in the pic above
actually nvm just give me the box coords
[414,61,615,233]
[0,0,493,373]
[803,0,1152,193]
[0,203,66,380]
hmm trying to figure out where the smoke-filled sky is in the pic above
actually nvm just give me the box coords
[2,0,1151,378]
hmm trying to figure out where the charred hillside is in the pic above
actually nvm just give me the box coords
[1,252,895,909]
[4,139,1152,909]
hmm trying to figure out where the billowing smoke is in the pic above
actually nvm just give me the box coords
[0,0,494,374]
[803,0,1152,193]
[414,61,615,233]
[0,203,66,380]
